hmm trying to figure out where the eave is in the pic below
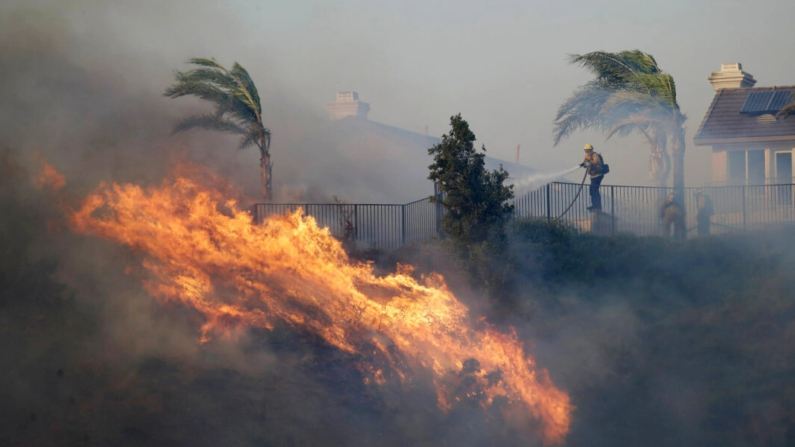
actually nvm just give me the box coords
[693,135,795,146]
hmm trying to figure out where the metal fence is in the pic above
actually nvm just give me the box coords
[515,182,795,236]
[251,196,443,250]
[251,182,795,249]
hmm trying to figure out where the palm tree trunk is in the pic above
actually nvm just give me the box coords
[259,136,272,202]
[672,130,685,202]
[260,154,272,202]
[650,149,669,187]
[672,129,686,241]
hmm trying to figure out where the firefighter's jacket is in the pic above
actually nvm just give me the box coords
[582,152,605,178]
[660,198,685,222]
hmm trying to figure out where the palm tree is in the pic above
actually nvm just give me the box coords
[553,50,687,199]
[164,58,273,201]
[776,92,795,120]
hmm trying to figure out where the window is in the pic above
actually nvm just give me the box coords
[747,150,765,185]
[727,151,746,185]
[776,152,792,183]
[776,152,792,205]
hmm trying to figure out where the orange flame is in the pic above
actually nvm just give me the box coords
[66,164,573,444]
[34,154,66,191]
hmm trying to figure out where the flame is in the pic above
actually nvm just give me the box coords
[66,164,573,444]
[34,154,66,191]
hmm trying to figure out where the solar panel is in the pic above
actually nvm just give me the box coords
[740,90,794,115]
[740,91,774,114]
[768,90,794,111]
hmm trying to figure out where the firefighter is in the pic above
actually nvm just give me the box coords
[580,144,607,211]
[660,194,686,240]
[695,189,714,236]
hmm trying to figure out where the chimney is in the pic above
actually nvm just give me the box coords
[707,63,757,91]
[326,91,370,120]
[515,144,520,164]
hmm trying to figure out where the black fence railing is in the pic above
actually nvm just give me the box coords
[515,182,795,236]
[705,176,795,187]
[251,196,443,251]
[251,182,795,249]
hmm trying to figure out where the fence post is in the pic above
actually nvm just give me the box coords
[250,205,258,224]
[742,186,747,231]
[610,186,615,235]
[434,183,443,238]
[546,183,551,221]
[354,204,359,240]
[401,204,406,246]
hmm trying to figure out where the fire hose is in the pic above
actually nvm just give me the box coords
[556,168,589,219]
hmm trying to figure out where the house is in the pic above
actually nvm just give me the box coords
[288,91,534,203]
[694,63,795,185]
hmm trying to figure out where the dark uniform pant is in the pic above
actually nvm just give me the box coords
[589,175,603,210]
[697,217,711,236]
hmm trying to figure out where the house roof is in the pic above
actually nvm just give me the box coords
[333,116,537,178]
[287,116,536,204]
[693,86,795,145]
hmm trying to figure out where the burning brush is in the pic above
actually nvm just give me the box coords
[50,162,572,445]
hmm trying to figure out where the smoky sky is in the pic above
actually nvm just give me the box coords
[0,0,447,203]
[7,0,795,194]
[228,0,795,186]
[3,2,795,446]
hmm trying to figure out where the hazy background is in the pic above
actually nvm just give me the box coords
[6,0,795,198]
[3,2,795,445]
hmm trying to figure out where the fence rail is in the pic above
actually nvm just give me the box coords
[251,197,442,251]
[252,182,795,250]
[515,182,795,236]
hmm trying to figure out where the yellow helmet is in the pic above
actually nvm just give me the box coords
[584,144,594,151]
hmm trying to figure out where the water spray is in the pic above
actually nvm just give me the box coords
[509,165,589,219]
[510,165,581,191]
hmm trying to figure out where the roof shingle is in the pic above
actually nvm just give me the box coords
[693,86,795,145]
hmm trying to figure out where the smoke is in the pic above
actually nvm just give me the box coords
[0,0,440,205]
[0,3,435,447]
[510,165,583,192]
[4,2,795,447]
[0,4,561,446]
[503,219,795,447]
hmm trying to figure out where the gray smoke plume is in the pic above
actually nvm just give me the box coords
[0,3,548,446]
[4,2,795,447]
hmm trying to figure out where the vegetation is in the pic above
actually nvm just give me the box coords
[164,58,273,200]
[504,218,795,446]
[427,114,515,298]
[553,50,687,198]
[4,143,795,445]
[382,219,795,446]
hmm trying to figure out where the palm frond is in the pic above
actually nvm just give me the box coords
[628,73,677,108]
[605,114,663,141]
[238,132,258,150]
[172,114,246,135]
[164,80,231,103]
[231,63,262,116]
[776,98,795,119]
[618,50,660,75]
[600,90,666,115]
[216,98,258,122]
[165,58,266,139]
[175,68,237,90]
[238,126,271,150]
[553,84,613,145]
[187,57,224,69]
[569,50,660,87]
